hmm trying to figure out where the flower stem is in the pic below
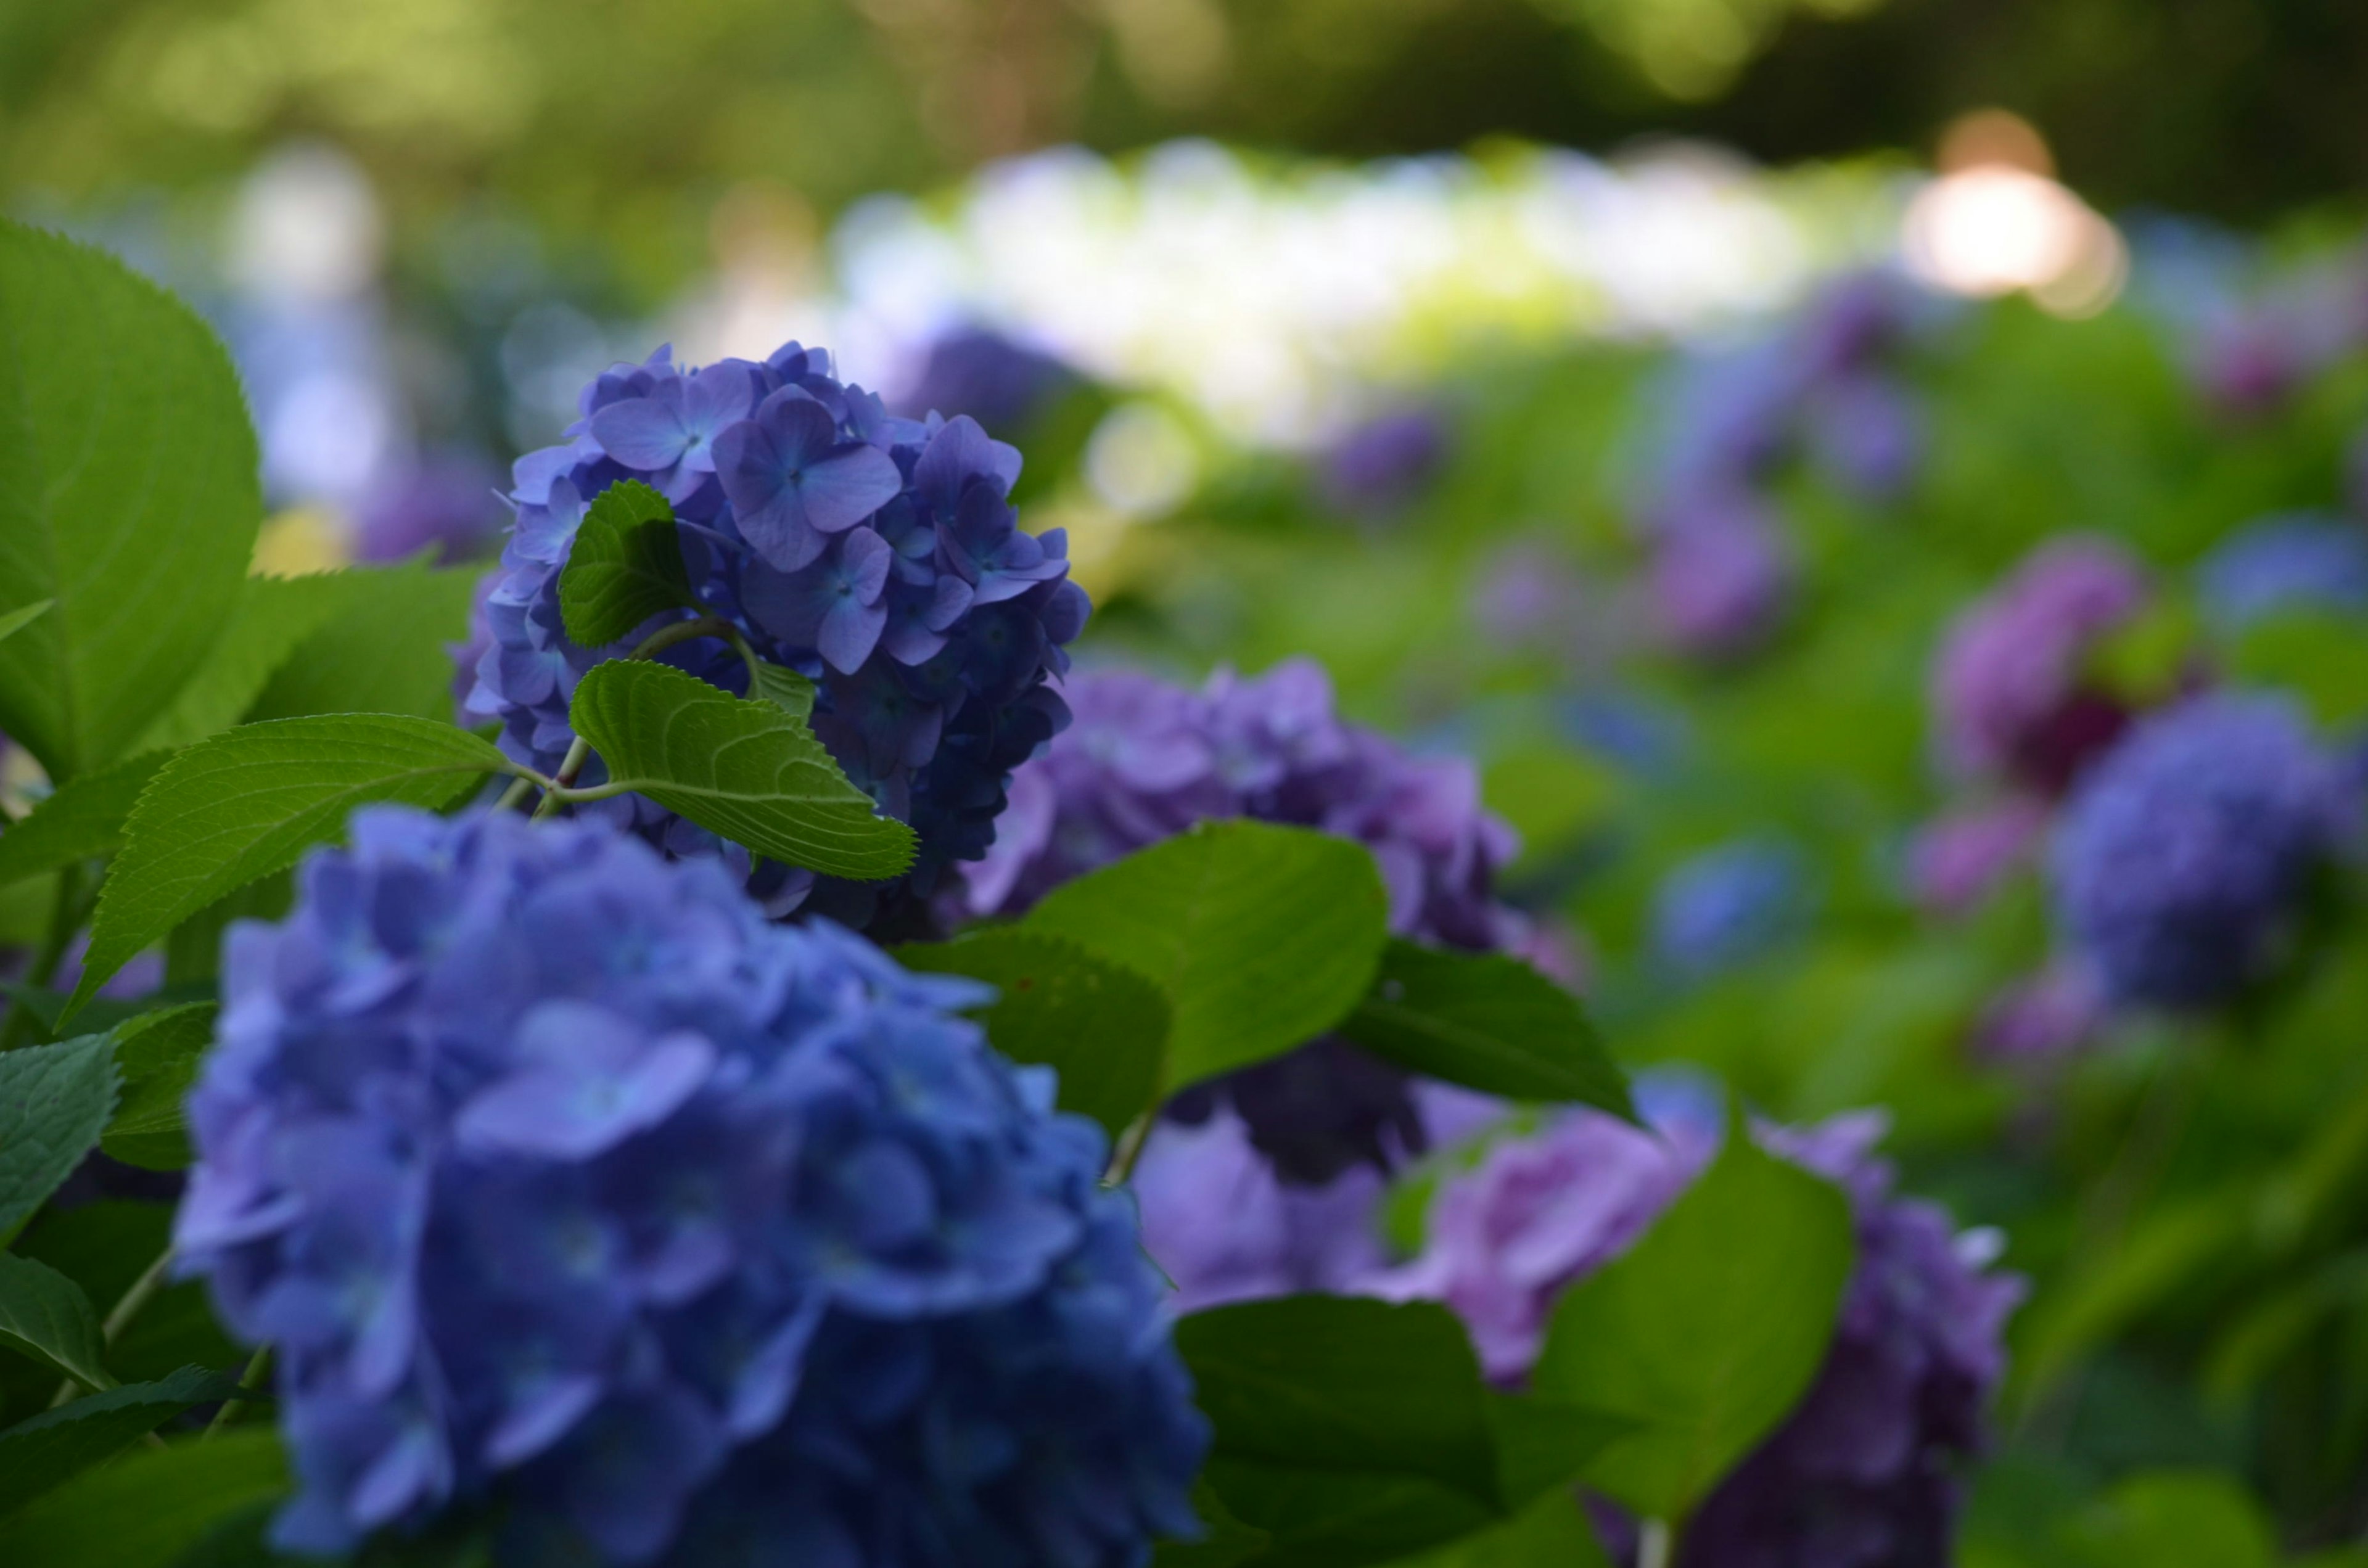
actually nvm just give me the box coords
[205,1345,273,1439]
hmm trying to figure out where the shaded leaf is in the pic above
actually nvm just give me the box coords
[557,479,697,647]
[894,929,1169,1139]
[0,1252,112,1391]
[2,1421,283,1562]
[65,715,512,1020]
[1154,1483,1272,1568]
[0,983,210,1049]
[1023,821,1390,1093]
[567,658,915,882]
[1378,1490,1612,1568]
[247,558,481,724]
[0,749,171,892]
[747,657,816,721]
[136,573,350,750]
[103,1003,217,1172]
[0,1366,246,1518]
[0,597,51,644]
[0,1032,118,1241]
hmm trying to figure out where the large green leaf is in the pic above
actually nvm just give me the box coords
[1377,1491,1611,1568]
[0,1251,112,1392]
[0,1032,118,1241]
[0,749,171,893]
[557,479,699,647]
[1022,821,1390,1093]
[246,558,481,724]
[566,657,916,881]
[64,715,512,1020]
[1529,1126,1854,1522]
[1339,940,1633,1118]
[1176,1295,1502,1568]
[2062,1469,2278,1568]
[893,930,1170,1139]
[747,657,817,721]
[0,1366,245,1519]
[2,1421,282,1561]
[0,223,259,782]
[136,572,350,750]
[0,598,51,644]
[102,1003,217,1172]
[1155,1483,1272,1568]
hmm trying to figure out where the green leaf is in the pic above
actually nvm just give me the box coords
[0,1252,112,1391]
[0,983,209,1049]
[1529,1123,1854,1521]
[1339,940,1633,1118]
[2,1422,284,1562]
[246,559,482,724]
[2062,1469,2277,1568]
[0,749,171,892]
[2229,609,2368,729]
[165,871,292,987]
[1177,1295,1502,1568]
[64,715,512,1020]
[747,657,817,722]
[0,222,260,782]
[566,657,915,881]
[0,1032,118,1241]
[557,479,698,647]
[136,573,349,751]
[0,1366,247,1519]
[0,597,51,644]
[1022,821,1390,1093]
[1376,1490,1611,1568]
[1155,1482,1272,1568]
[1482,1392,1634,1515]
[102,1003,216,1171]
[893,930,1170,1139]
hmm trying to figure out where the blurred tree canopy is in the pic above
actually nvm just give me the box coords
[2,0,2363,305]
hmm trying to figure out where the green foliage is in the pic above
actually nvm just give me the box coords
[65,715,513,1019]
[746,657,818,721]
[1156,1483,1273,1568]
[1341,939,1632,1117]
[0,747,170,892]
[2061,1469,2279,1568]
[1379,1492,1611,1568]
[2,1425,286,1566]
[135,573,349,751]
[565,656,916,880]
[0,1033,118,1241]
[893,929,1170,1139]
[0,221,259,783]
[0,1367,246,1520]
[0,1251,111,1391]
[1530,1124,1854,1522]
[0,597,52,645]
[245,559,482,725]
[1023,820,1391,1093]
[557,479,699,647]
[2229,610,2368,729]
[102,1003,216,1171]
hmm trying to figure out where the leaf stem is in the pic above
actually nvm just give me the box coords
[1638,1518,1673,1568]
[630,615,733,662]
[205,1344,273,1439]
[531,737,594,821]
[1104,1111,1156,1187]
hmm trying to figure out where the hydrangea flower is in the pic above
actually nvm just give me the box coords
[958,659,1540,1184]
[2049,694,2350,1009]
[461,341,1089,917]
[175,807,1204,1564]
[1973,964,2105,1064]
[1932,536,2148,792]
[2196,512,2368,631]
[1322,408,1449,517]
[1384,1096,2021,1568]
[1651,838,1812,979]
[1906,797,2048,917]
[890,328,1079,435]
[1643,494,1796,661]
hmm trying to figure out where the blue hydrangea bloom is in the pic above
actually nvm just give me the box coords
[890,329,1079,435]
[1650,838,1812,979]
[174,807,1204,1565]
[2050,694,2350,1009]
[461,342,1089,916]
[2196,512,2368,631]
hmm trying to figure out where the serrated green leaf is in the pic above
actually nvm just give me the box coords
[1339,941,1634,1119]
[246,558,481,724]
[0,1366,247,1519]
[136,573,349,751]
[1529,1124,1854,1521]
[0,222,260,783]
[894,930,1170,1138]
[0,982,210,1049]
[557,479,698,647]
[0,749,171,892]
[0,1252,112,1392]
[0,1032,118,1241]
[2,1418,282,1559]
[1022,821,1390,1093]
[165,871,292,988]
[566,658,916,881]
[747,657,816,721]
[64,715,512,1020]
[102,1003,216,1172]
[0,598,51,644]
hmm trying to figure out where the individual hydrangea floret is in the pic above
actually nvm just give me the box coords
[2049,693,2350,1009]
[175,807,1204,1565]
[958,659,1541,1184]
[2196,512,2368,631]
[1651,837,1813,979]
[462,341,1089,916]
[1932,535,2148,792]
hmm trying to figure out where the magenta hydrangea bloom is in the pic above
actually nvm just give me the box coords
[1931,536,2148,792]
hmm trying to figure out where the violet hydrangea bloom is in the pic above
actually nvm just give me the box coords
[1643,494,1796,662]
[2049,693,2350,1009]
[1322,407,1450,518]
[1905,797,2049,917]
[462,341,1088,915]
[175,807,1204,1565]
[1932,536,2148,793]
[891,328,1079,435]
[2196,512,2368,631]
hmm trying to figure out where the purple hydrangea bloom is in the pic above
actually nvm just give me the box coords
[958,659,1537,1184]
[1973,964,2105,1064]
[1804,373,1925,503]
[890,328,1079,435]
[1906,797,2048,917]
[1933,536,2148,792]
[1386,1100,2021,1568]
[2196,512,2368,631]
[356,454,504,565]
[1322,408,1450,517]
[461,341,1088,916]
[1643,495,1795,662]
[1651,838,1812,979]
[175,807,1204,1565]
[2049,694,2351,1009]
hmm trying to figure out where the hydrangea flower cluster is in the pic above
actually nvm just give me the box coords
[1321,407,1450,519]
[463,341,1089,913]
[891,328,1079,435]
[174,807,1204,1565]
[958,659,1542,1184]
[2049,694,2350,1009]
[1931,535,2148,794]
[1650,838,1813,980]
[2196,512,2368,631]
[1906,797,2049,917]
[1383,1095,2022,1568]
